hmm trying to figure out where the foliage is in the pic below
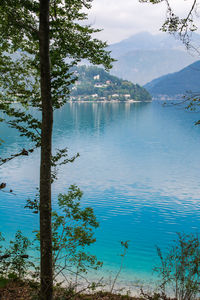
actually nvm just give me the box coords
[1,184,103,291]
[139,0,198,47]
[154,233,200,300]
[71,66,152,101]
[0,1,113,298]
[0,0,113,167]
[51,148,80,183]
[140,290,171,300]
[0,231,33,280]
[30,185,102,284]
[52,185,102,281]
[140,0,200,123]
[0,232,5,256]
[25,188,40,214]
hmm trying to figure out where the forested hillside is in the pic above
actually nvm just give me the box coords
[70,66,152,101]
[144,60,200,99]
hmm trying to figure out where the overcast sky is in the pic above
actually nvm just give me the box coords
[87,0,200,44]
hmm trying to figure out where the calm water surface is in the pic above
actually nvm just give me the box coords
[1,101,200,284]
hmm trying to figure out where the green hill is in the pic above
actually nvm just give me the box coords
[70,66,152,102]
[144,60,200,99]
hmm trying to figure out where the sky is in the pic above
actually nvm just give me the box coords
[87,0,200,44]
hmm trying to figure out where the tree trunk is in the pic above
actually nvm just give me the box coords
[39,0,53,299]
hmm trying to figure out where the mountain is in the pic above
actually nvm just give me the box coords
[70,66,152,101]
[110,49,197,85]
[108,32,199,85]
[109,32,185,57]
[144,60,200,99]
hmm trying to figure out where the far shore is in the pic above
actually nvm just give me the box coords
[4,99,152,105]
[68,99,152,103]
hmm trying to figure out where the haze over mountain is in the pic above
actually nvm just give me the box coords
[144,60,200,99]
[108,32,199,85]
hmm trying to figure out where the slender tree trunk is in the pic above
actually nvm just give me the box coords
[39,0,53,299]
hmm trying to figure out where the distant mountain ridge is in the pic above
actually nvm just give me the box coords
[109,32,186,57]
[144,60,200,99]
[108,32,199,85]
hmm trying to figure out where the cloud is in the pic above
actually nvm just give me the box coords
[87,0,200,44]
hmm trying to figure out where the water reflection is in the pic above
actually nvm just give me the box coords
[1,101,200,281]
[53,101,151,137]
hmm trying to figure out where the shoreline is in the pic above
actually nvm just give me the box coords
[68,100,152,103]
[55,268,158,297]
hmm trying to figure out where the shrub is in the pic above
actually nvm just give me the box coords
[155,233,200,300]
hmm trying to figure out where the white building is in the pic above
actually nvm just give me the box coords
[93,75,100,80]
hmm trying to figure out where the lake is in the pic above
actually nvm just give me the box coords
[1,101,200,287]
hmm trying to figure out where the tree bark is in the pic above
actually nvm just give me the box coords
[39,0,53,299]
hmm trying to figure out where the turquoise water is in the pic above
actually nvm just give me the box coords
[1,101,200,284]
